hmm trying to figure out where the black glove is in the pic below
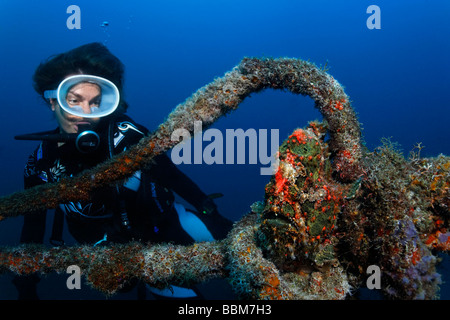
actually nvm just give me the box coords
[196,194,233,240]
[199,198,219,215]
[198,193,224,215]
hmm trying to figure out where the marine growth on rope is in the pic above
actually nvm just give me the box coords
[0,57,448,300]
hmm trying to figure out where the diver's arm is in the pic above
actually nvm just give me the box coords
[153,154,234,240]
[111,116,208,208]
[153,154,215,213]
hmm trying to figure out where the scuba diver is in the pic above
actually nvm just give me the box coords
[13,42,233,299]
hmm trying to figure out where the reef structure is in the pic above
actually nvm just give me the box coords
[0,57,362,218]
[0,57,449,299]
[0,241,226,295]
[251,123,449,299]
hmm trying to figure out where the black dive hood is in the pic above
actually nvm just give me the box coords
[15,124,100,153]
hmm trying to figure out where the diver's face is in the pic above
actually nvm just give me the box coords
[50,82,101,134]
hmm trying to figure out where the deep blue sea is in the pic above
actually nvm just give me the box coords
[0,0,449,300]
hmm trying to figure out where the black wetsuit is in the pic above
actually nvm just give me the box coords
[20,114,232,246]
[14,114,232,299]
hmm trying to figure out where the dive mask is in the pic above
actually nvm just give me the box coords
[44,74,120,118]
[15,75,119,153]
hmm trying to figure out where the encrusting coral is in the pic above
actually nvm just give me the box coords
[0,57,448,299]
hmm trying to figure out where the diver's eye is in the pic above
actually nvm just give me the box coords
[66,93,79,105]
[90,100,101,107]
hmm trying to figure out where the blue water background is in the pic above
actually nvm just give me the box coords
[0,0,449,299]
